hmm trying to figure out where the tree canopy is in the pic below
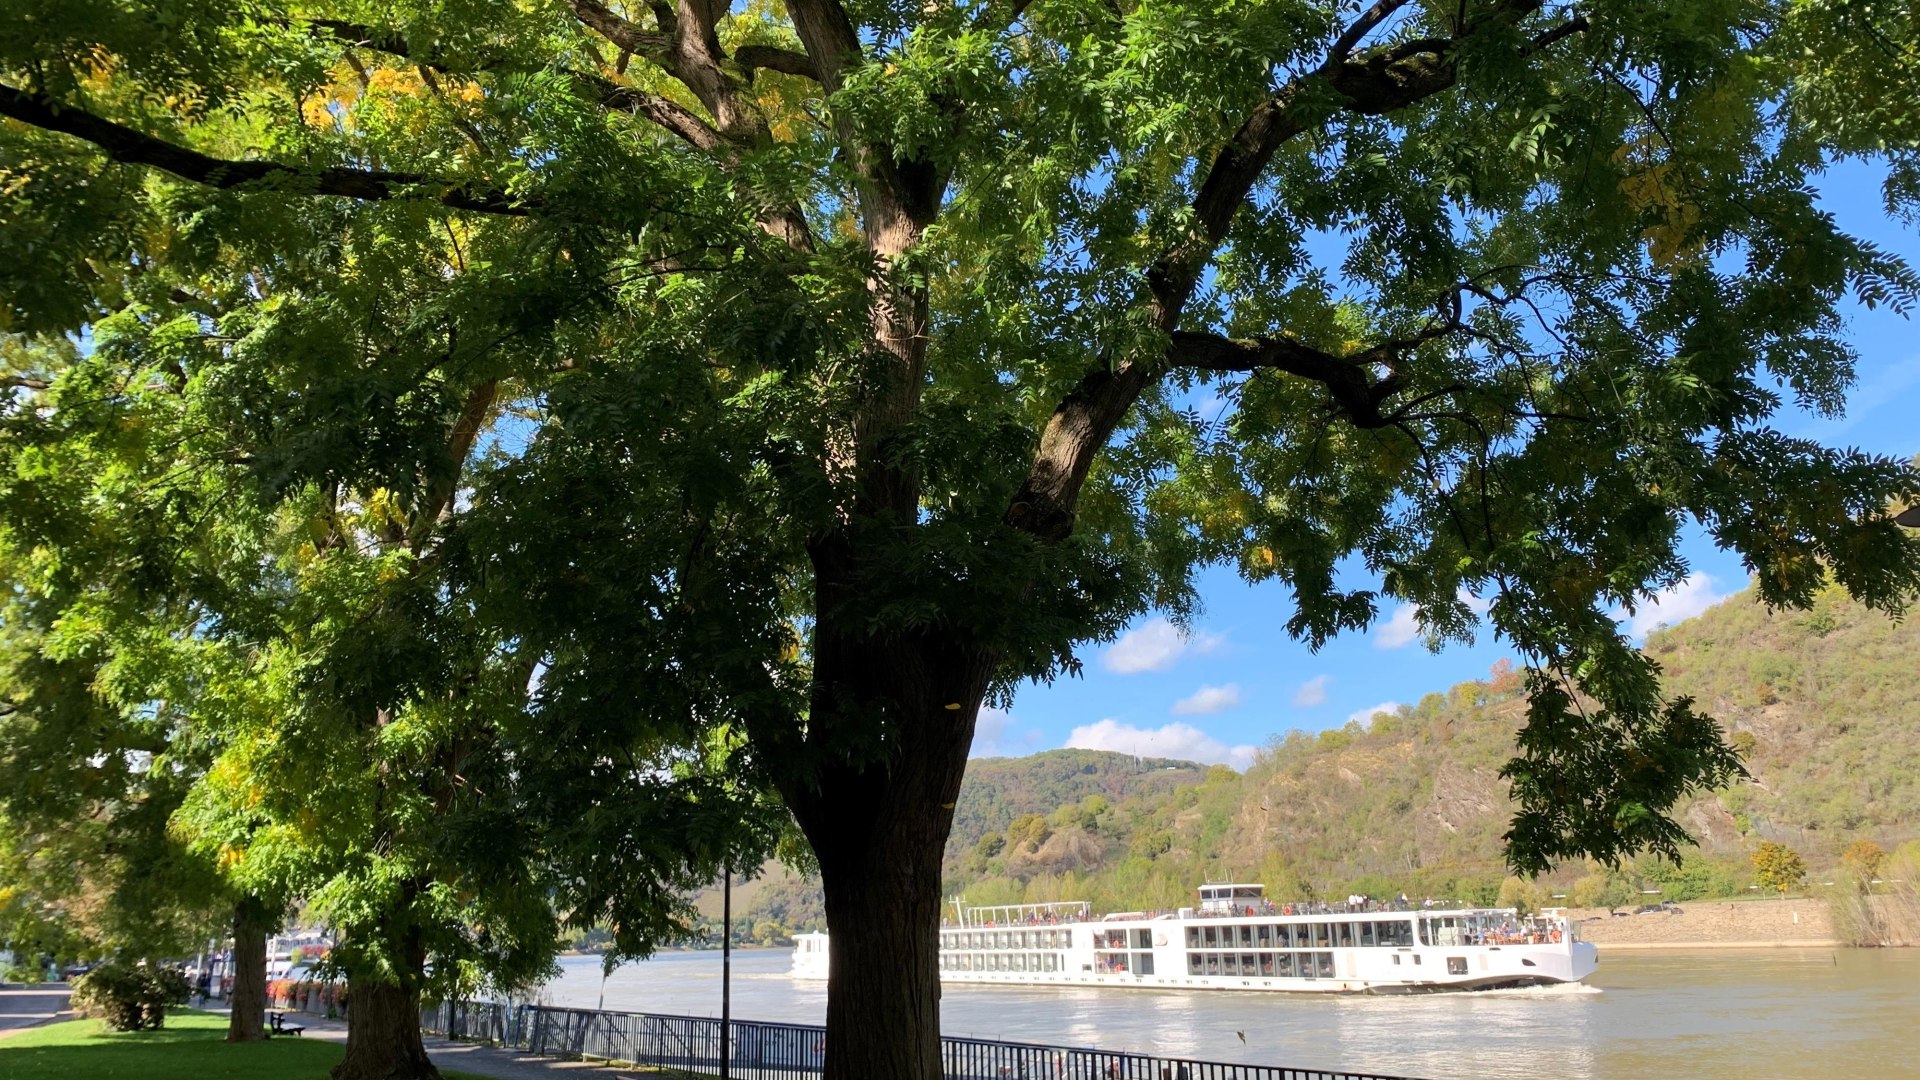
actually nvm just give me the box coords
[5,0,1920,1076]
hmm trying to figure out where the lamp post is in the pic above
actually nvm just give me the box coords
[721,863,732,1080]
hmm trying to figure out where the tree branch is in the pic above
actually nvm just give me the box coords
[1006,0,1583,544]
[418,380,500,538]
[781,0,864,92]
[1329,0,1414,59]
[563,0,673,60]
[308,19,418,60]
[733,44,820,82]
[1,375,51,391]
[0,84,529,215]
[584,76,729,152]
[1169,332,1404,428]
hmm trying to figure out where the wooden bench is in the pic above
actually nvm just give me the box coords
[268,1011,307,1037]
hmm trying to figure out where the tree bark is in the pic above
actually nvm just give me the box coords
[332,977,438,1080]
[785,614,991,1080]
[331,920,439,1080]
[817,829,948,1079]
[225,896,271,1044]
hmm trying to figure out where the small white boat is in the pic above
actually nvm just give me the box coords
[790,881,1596,993]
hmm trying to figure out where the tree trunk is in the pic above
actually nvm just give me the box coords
[225,896,271,1044]
[331,916,439,1080]
[817,819,950,1080]
[332,976,438,1080]
[787,617,991,1080]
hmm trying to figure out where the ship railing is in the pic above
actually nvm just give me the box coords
[421,1001,1425,1080]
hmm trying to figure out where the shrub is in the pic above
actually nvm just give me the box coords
[70,962,190,1031]
[4,964,44,984]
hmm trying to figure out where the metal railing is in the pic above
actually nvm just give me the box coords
[421,1001,1420,1080]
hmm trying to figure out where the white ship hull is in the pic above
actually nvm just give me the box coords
[790,894,1597,994]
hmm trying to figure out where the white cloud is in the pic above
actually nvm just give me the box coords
[1617,573,1729,639]
[1103,616,1224,674]
[1292,675,1331,708]
[1374,603,1421,649]
[1065,719,1257,770]
[1171,683,1242,716]
[1375,589,1490,650]
[970,707,1044,759]
[1347,701,1403,728]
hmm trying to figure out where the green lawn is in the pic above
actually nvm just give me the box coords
[0,1010,489,1080]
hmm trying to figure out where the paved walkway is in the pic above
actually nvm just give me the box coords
[206,1002,660,1080]
[0,983,71,1040]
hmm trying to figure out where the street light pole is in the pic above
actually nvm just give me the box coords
[721,863,732,1080]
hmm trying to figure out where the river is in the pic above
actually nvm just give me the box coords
[536,946,1917,1079]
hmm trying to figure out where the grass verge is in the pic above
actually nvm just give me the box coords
[0,1009,489,1080]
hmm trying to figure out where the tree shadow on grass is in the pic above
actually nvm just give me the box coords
[0,1012,345,1080]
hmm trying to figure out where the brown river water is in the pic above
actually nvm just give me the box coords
[541,946,1919,1079]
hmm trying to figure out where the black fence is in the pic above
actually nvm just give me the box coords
[421,1001,1420,1080]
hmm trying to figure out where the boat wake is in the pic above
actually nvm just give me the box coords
[1476,982,1604,998]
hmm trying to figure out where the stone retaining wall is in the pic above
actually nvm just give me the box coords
[1567,900,1835,947]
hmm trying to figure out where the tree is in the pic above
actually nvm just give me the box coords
[1570,867,1639,914]
[1,330,781,1072]
[1751,841,1807,896]
[1841,839,1886,884]
[0,539,242,1032]
[1006,814,1051,853]
[6,2,1920,1078]
[1497,876,1547,916]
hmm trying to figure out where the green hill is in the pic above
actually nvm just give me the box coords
[710,582,1920,938]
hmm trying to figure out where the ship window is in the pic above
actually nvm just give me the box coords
[1136,953,1154,975]
[1203,926,1218,946]
[1134,929,1152,949]
[1256,924,1272,946]
[1241,954,1257,977]
[1413,954,1422,965]
[1014,954,1029,972]
[1205,954,1221,975]
[1239,925,1254,947]
[1391,954,1400,966]
[1189,954,1204,975]
[1521,958,1536,968]
[1318,954,1334,978]
[1359,923,1374,947]
[1276,953,1293,977]
[1259,954,1274,976]
[1448,957,1468,975]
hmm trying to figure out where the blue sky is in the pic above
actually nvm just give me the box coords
[974,159,1920,768]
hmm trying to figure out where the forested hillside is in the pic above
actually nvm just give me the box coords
[705,583,1920,940]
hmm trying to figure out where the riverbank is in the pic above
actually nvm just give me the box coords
[1568,899,1841,948]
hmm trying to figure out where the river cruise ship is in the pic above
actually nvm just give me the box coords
[789,882,1596,993]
